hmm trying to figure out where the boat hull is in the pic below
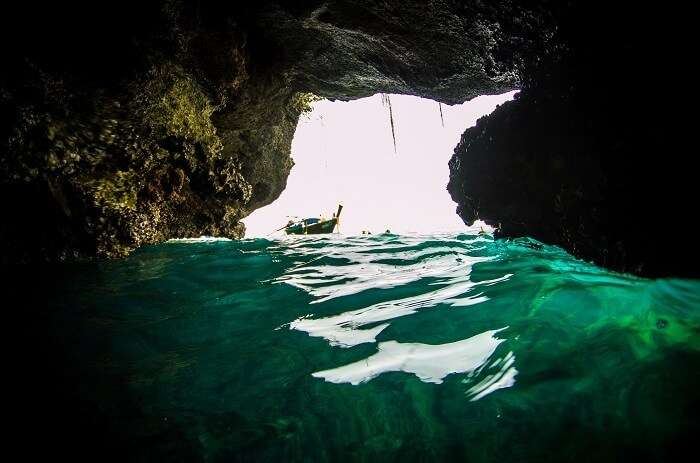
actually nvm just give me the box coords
[286,219,338,235]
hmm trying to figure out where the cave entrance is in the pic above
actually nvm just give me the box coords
[243,91,516,236]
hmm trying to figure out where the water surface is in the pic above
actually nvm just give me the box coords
[35,232,700,461]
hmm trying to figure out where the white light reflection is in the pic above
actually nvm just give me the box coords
[312,328,508,385]
[274,236,492,304]
[276,234,519,399]
[290,273,510,347]
[464,350,518,401]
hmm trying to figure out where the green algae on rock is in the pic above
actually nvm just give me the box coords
[1,0,524,262]
[2,1,696,278]
[1,58,255,260]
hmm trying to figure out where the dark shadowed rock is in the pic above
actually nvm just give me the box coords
[1,0,535,262]
[1,1,696,277]
[448,2,697,278]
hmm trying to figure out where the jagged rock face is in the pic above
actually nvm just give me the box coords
[2,1,694,276]
[2,2,266,260]
[1,0,543,262]
[448,2,696,278]
[257,0,537,102]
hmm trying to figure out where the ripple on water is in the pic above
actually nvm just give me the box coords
[41,231,700,461]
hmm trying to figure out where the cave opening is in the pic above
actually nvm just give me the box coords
[243,91,516,236]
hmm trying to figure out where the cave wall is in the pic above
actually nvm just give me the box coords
[1,0,543,262]
[448,2,697,278]
[1,2,298,261]
[2,1,695,276]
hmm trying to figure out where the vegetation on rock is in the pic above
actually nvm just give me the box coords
[2,1,693,276]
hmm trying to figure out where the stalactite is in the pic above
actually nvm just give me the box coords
[438,102,445,127]
[381,93,398,154]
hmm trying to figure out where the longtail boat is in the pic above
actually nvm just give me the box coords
[283,205,343,235]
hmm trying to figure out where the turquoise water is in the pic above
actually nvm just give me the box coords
[36,233,700,461]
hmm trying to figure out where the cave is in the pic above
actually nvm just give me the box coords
[2,2,699,461]
[3,1,696,277]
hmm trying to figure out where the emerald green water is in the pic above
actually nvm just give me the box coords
[33,233,700,461]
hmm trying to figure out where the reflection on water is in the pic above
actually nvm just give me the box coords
[313,328,508,387]
[277,235,517,395]
[276,234,517,397]
[465,350,518,401]
[288,273,507,347]
[275,236,494,303]
[35,231,700,462]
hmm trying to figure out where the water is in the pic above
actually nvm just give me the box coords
[24,232,700,461]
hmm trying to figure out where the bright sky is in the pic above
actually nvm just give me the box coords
[243,91,517,237]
